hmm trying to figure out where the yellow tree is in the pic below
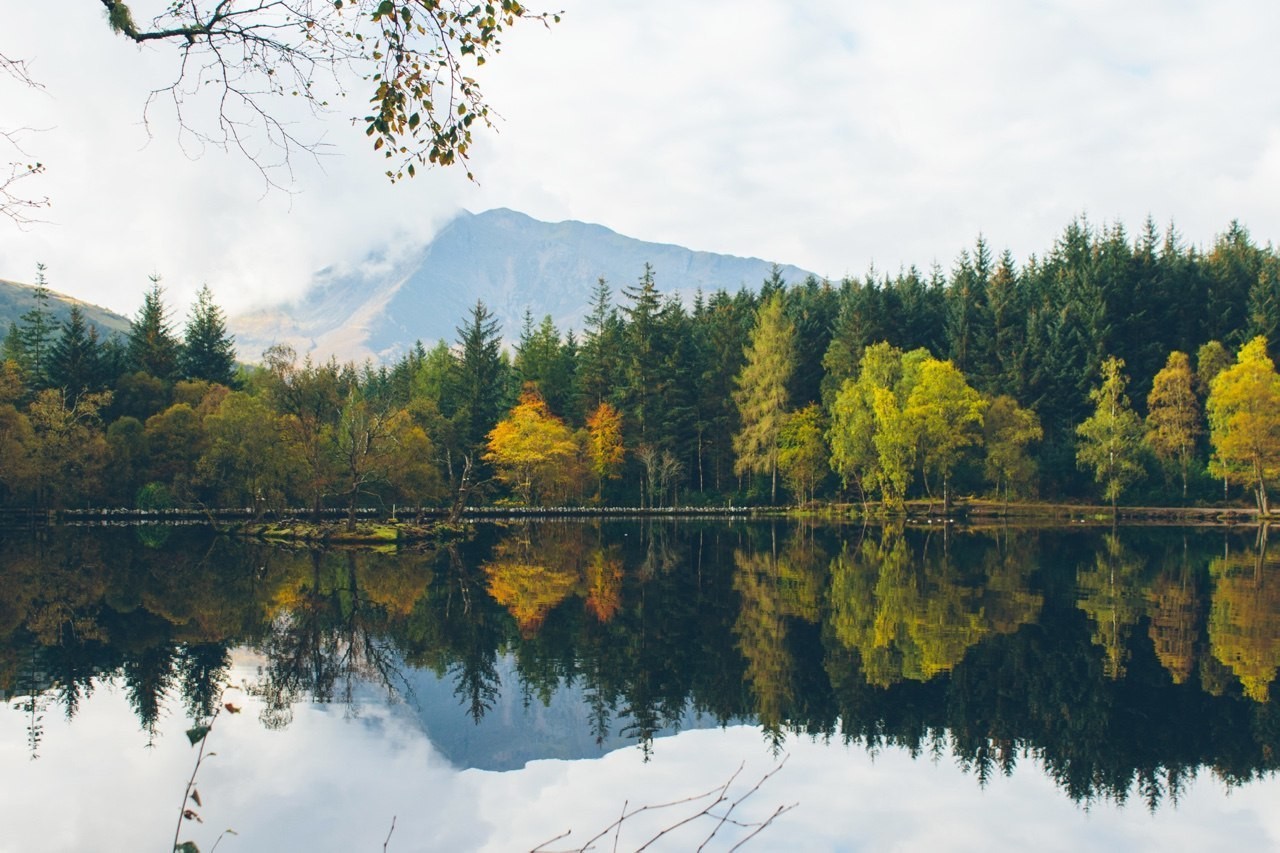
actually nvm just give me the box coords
[732,293,796,503]
[484,384,578,505]
[584,401,624,500]
[827,343,928,514]
[1145,351,1201,500]
[777,404,827,504]
[26,389,111,507]
[1207,543,1280,701]
[905,357,986,512]
[1207,336,1280,515]
[983,395,1042,506]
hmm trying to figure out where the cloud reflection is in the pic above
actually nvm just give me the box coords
[5,681,1280,852]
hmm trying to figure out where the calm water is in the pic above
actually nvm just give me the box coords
[4,521,1280,851]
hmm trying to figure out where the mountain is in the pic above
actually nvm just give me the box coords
[230,208,818,363]
[0,278,131,339]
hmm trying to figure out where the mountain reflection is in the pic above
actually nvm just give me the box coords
[3,521,1280,807]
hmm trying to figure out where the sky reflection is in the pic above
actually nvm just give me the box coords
[6,676,1280,853]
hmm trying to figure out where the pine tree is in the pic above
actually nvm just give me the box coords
[732,294,796,503]
[5,263,58,390]
[577,278,625,411]
[453,300,509,450]
[945,237,993,380]
[128,276,181,381]
[181,284,237,385]
[620,264,663,443]
[47,305,103,397]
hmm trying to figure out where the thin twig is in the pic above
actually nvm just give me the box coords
[383,815,396,852]
[172,705,223,853]
[697,755,791,851]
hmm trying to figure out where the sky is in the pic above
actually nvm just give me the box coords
[2,1,1280,324]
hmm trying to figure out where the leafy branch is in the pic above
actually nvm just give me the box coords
[95,1,560,189]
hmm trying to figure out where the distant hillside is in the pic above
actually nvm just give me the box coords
[230,208,818,362]
[0,278,131,339]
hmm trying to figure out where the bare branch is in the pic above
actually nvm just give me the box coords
[0,52,49,227]
[531,758,793,853]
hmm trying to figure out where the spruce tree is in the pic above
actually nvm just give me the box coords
[127,276,181,381]
[5,264,57,390]
[180,284,237,385]
[47,305,103,397]
[452,300,508,450]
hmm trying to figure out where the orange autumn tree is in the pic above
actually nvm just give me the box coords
[585,401,624,500]
[484,384,579,505]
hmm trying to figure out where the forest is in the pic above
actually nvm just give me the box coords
[2,215,1280,514]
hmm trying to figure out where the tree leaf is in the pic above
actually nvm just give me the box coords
[185,725,211,746]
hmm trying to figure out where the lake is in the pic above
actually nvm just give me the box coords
[3,520,1280,851]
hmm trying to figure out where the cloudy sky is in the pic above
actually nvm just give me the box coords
[2,1,1279,322]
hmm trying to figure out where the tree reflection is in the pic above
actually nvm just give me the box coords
[1208,528,1280,702]
[3,523,1280,809]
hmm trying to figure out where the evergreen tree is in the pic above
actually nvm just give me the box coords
[620,264,664,444]
[4,263,58,390]
[127,276,181,381]
[180,284,237,385]
[514,312,575,419]
[945,237,993,380]
[452,300,509,450]
[47,305,103,397]
[577,278,625,411]
[732,294,796,503]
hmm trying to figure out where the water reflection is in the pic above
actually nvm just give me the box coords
[4,521,1280,812]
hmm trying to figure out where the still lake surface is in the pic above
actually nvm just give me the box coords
[4,520,1280,851]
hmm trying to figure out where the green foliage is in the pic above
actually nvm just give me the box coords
[4,263,57,390]
[453,300,510,450]
[827,343,933,512]
[48,306,104,397]
[1076,356,1145,509]
[9,217,1280,511]
[127,277,181,382]
[777,404,828,503]
[906,357,986,508]
[983,395,1042,501]
[136,482,174,511]
[181,285,237,386]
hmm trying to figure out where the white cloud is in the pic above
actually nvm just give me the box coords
[1,1,1278,325]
